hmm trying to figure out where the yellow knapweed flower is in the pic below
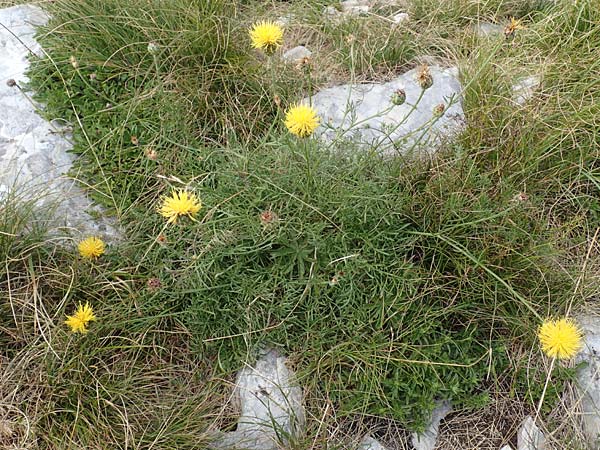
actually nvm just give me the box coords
[504,17,524,38]
[78,236,105,259]
[159,189,201,224]
[538,318,582,359]
[284,104,320,138]
[65,302,96,334]
[249,21,284,54]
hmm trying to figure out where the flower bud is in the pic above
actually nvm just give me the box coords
[433,103,445,117]
[391,88,406,106]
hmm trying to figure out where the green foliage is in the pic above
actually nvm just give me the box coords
[28,0,297,210]
[18,0,598,441]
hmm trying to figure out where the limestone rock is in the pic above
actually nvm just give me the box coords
[357,435,388,450]
[512,75,541,105]
[517,416,546,450]
[0,5,117,239]
[576,315,600,448]
[306,65,464,155]
[210,349,305,450]
[283,46,312,64]
[324,1,370,21]
[391,12,409,24]
[340,0,371,15]
[410,400,452,450]
[474,22,504,37]
[276,14,294,26]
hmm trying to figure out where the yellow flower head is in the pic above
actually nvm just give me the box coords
[159,189,201,224]
[65,302,96,334]
[249,21,284,54]
[504,17,524,38]
[78,236,105,259]
[284,104,320,138]
[538,318,582,359]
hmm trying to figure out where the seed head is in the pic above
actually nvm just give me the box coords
[416,65,433,90]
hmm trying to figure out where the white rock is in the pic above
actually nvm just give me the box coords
[306,65,464,155]
[275,14,294,26]
[512,75,541,105]
[358,435,388,450]
[324,1,370,21]
[283,46,312,64]
[340,0,371,15]
[0,5,117,239]
[517,416,547,450]
[500,446,514,450]
[391,12,409,24]
[474,22,504,37]
[576,315,600,447]
[211,349,305,450]
[410,400,452,450]
[324,5,340,18]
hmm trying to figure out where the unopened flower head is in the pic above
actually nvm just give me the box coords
[78,236,105,259]
[145,147,158,160]
[65,302,96,334]
[416,65,433,90]
[433,103,445,117]
[249,21,284,55]
[147,277,162,291]
[284,104,320,138]
[159,189,202,224]
[260,209,279,227]
[391,88,406,106]
[538,317,582,359]
[69,55,78,69]
[147,42,159,54]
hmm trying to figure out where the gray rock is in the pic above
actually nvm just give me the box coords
[410,400,452,450]
[283,46,312,64]
[474,22,504,37]
[357,435,388,450]
[0,5,117,240]
[576,315,600,448]
[512,75,541,105]
[517,416,546,450]
[211,349,305,450]
[306,65,464,155]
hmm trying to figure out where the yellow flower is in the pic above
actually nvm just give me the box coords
[159,189,201,224]
[78,236,105,259]
[284,104,320,138]
[249,21,284,54]
[538,318,582,359]
[65,302,96,334]
[504,17,524,38]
